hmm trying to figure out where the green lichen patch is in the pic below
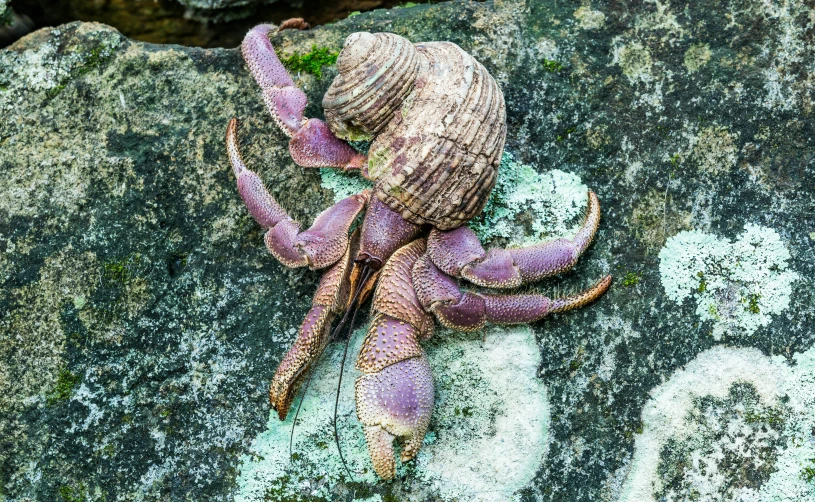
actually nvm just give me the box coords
[684,43,711,73]
[281,46,339,79]
[542,59,565,73]
[58,483,90,502]
[48,367,81,405]
[658,225,799,340]
[102,254,141,284]
[621,271,642,287]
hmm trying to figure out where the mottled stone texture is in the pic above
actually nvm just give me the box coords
[1,1,814,501]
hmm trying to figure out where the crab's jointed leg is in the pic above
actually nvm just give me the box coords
[427,191,603,289]
[227,118,368,270]
[413,253,611,331]
[242,25,366,170]
[270,231,359,419]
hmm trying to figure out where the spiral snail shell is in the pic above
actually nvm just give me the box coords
[323,32,507,231]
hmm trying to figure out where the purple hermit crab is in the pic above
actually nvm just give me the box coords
[227,25,612,479]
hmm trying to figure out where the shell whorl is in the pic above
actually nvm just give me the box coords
[371,42,507,230]
[323,32,419,141]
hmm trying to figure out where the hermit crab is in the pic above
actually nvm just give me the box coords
[227,25,612,480]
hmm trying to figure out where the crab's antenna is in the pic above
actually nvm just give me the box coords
[333,302,361,482]
[288,362,317,462]
[329,263,374,481]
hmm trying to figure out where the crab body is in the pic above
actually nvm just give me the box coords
[228,25,611,480]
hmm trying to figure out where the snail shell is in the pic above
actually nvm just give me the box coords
[323,33,420,141]
[324,33,506,230]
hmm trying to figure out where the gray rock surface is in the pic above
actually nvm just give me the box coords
[1,1,814,501]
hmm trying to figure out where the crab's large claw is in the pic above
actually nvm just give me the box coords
[241,25,366,170]
[356,351,434,479]
[355,240,435,479]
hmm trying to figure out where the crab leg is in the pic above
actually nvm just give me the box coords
[270,231,358,418]
[355,239,435,479]
[227,118,368,269]
[426,191,602,289]
[413,253,612,331]
[242,25,366,170]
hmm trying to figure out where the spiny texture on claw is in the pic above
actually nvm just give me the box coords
[413,253,612,331]
[227,118,290,229]
[269,232,357,418]
[356,356,434,479]
[355,239,434,479]
[227,118,369,270]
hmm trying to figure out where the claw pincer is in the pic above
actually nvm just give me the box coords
[355,240,434,479]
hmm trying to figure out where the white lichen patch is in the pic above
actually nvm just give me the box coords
[236,325,549,502]
[534,38,560,62]
[470,152,589,246]
[612,41,654,84]
[620,345,815,501]
[684,43,711,73]
[688,125,738,175]
[659,224,799,340]
[574,6,606,31]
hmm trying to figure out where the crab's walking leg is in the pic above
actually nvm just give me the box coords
[355,239,435,479]
[427,191,602,289]
[413,252,611,331]
[228,118,368,269]
[270,232,358,419]
[242,25,366,170]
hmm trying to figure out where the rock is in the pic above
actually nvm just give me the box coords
[1,1,814,501]
[0,2,35,48]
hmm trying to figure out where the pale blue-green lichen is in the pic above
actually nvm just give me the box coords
[319,168,373,203]
[620,345,815,502]
[573,6,606,31]
[658,224,799,340]
[320,152,589,248]
[235,325,549,502]
[470,152,588,246]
